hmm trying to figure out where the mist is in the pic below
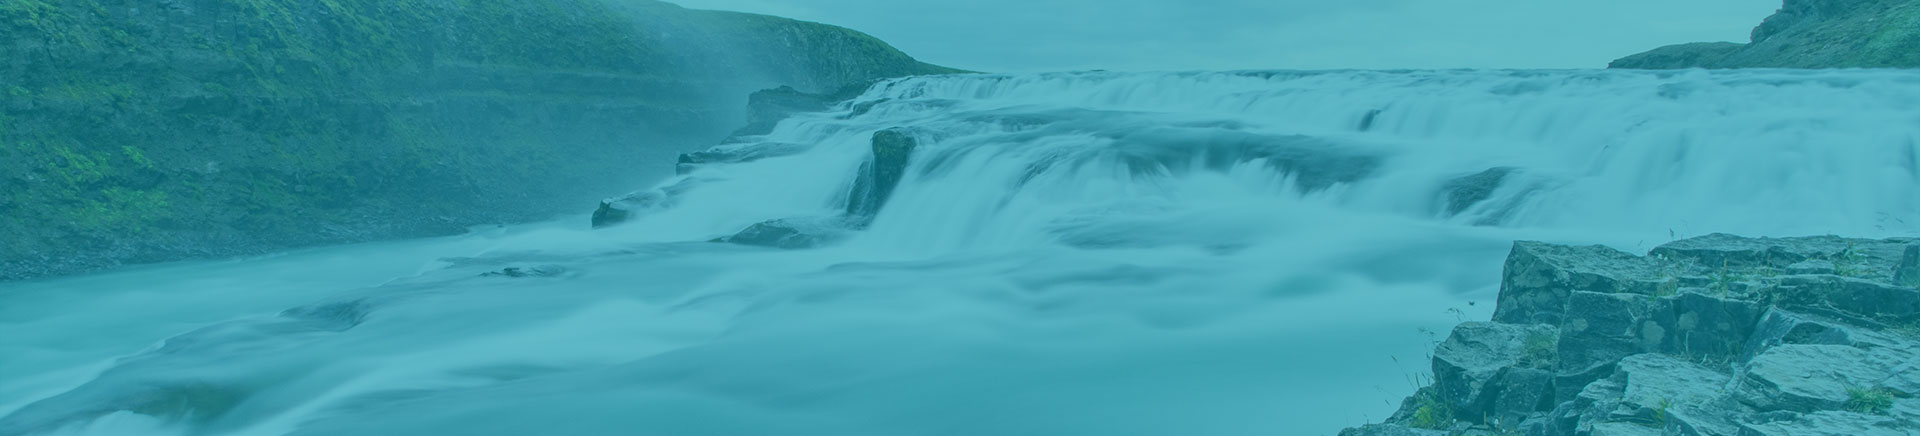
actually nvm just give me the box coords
[671,0,1784,71]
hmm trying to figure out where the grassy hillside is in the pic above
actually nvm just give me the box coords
[0,0,956,280]
[1611,0,1920,68]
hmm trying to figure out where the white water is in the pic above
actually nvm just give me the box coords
[3,69,1918,436]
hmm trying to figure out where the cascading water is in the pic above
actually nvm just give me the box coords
[2,69,1917,436]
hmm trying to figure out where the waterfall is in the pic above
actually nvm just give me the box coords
[3,69,1916,436]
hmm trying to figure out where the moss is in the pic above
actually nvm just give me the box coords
[1520,330,1558,369]
[1846,387,1896,414]
[1,0,952,280]
[1408,388,1454,430]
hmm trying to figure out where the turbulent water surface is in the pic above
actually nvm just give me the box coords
[4,69,1919,436]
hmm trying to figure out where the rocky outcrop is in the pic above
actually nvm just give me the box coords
[0,0,959,281]
[597,126,922,252]
[1344,234,1920,436]
[845,128,920,217]
[1610,0,1920,69]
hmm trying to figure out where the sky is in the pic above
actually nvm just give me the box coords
[668,0,1784,72]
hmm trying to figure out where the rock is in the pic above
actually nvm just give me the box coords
[1349,235,1920,436]
[1586,422,1663,436]
[480,265,568,278]
[715,217,855,249]
[1337,424,1448,436]
[1493,241,1666,326]
[1768,275,1920,325]
[1737,410,1913,436]
[1642,292,1764,360]
[1611,354,1746,436]
[1556,292,1650,391]
[675,142,811,175]
[730,84,873,138]
[1895,244,1919,288]
[591,201,631,229]
[589,179,702,229]
[1743,308,1863,360]
[845,128,920,217]
[1739,344,1885,412]
[1651,234,1913,282]
[1441,167,1514,217]
[1432,323,1561,424]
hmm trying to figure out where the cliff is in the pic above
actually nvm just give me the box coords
[0,0,958,280]
[1342,234,1920,436]
[1610,0,1920,69]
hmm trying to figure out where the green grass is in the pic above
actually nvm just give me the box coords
[1409,387,1453,430]
[1521,330,1558,369]
[1846,387,1896,414]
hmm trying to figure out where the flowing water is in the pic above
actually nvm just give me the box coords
[3,69,1919,436]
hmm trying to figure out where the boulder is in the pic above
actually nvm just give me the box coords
[1738,344,1895,413]
[730,83,873,138]
[1555,292,1649,381]
[1768,275,1920,325]
[1737,410,1912,436]
[1895,244,1919,288]
[1642,292,1764,360]
[1742,308,1864,360]
[675,142,811,175]
[591,201,632,229]
[845,128,920,217]
[1493,242,1665,326]
[715,217,856,249]
[1440,167,1514,217]
[479,265,568,278]
[1336,424,1448,436]
[1432,323,1561,424]
[1611,354,1746,436]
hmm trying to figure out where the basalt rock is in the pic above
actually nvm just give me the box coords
[714,217,859,249]
[1343,234,1920,436]
[846,128,921,217]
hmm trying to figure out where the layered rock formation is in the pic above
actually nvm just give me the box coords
[1344,234,1920,436]
[0,0,957,280]
[1610,0,1920,69]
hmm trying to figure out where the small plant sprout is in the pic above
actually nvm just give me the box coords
[1846,387,1896,414]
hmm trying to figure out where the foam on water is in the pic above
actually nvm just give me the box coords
[2,69,1916,436]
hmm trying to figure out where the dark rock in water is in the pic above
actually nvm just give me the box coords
[1441,168,1514,217]
[1342,233,1920,436]
[589,178,704,229]
[1356,108,1386,131]
[1895,244,1919,287]
[732,83,876,137]
[279,299,374,332]
[716,217,857,249]
[846,128,920,217]
[591,201,631,229]
[480,265,568,278]
[675,142,812,175]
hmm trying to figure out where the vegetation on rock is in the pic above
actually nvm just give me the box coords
[1344,234,1920,436]
[0,0,957,280]
[1610,0,1920,69]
